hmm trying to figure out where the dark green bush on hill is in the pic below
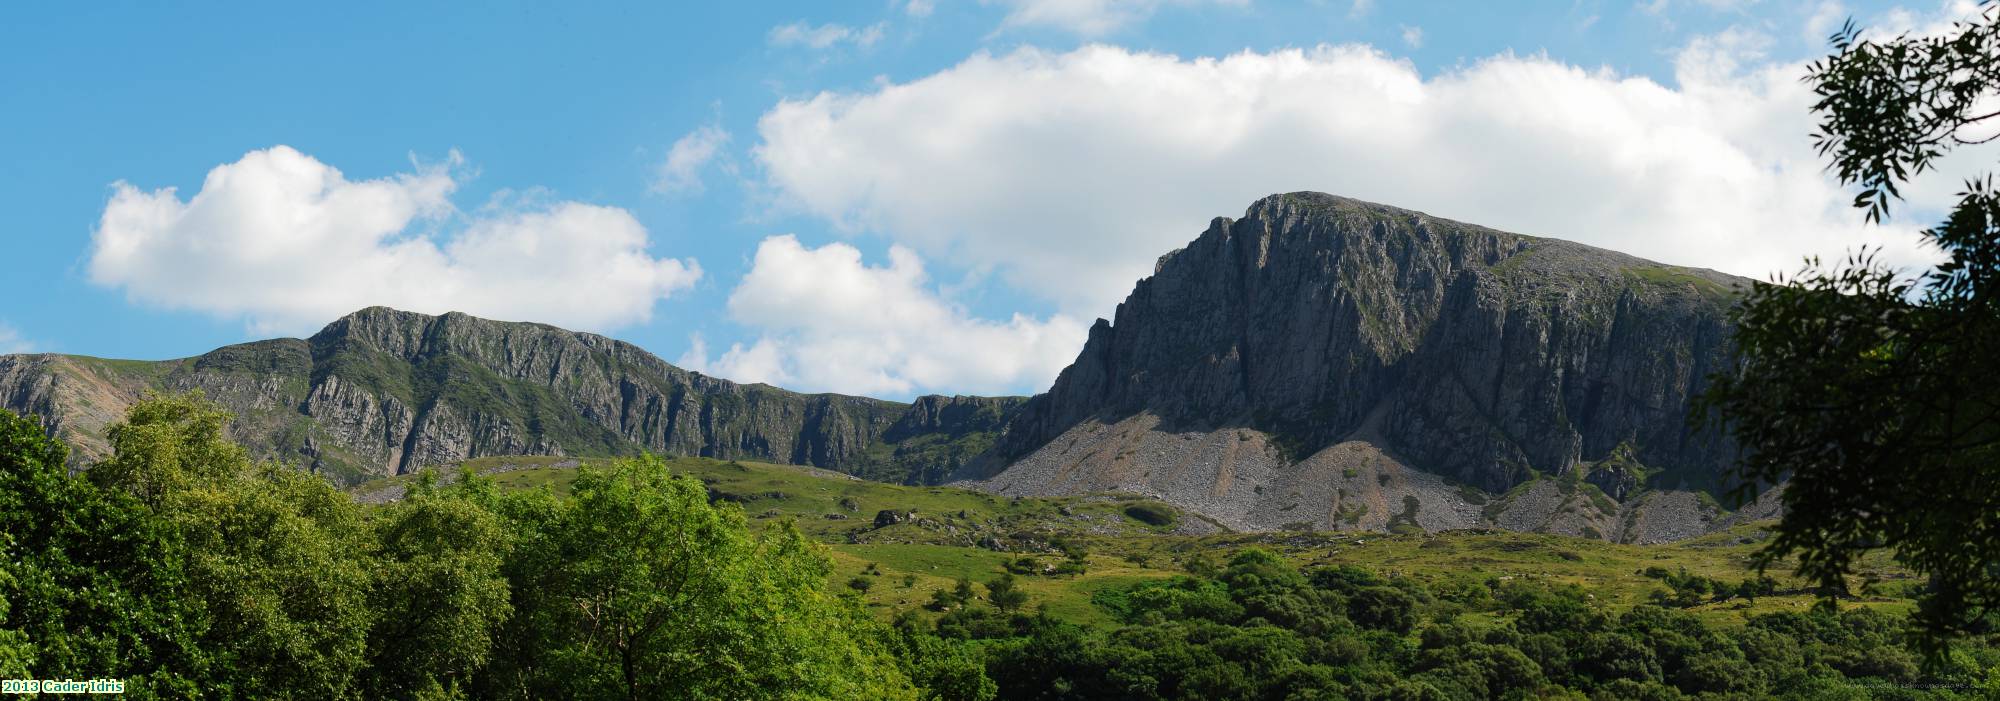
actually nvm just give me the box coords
[1123,502,1177,527]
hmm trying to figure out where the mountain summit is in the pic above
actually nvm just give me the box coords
[970,193,1762,541]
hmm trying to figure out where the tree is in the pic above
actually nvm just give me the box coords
[1702,1,2000,654]
[480,454,916,700]
[94,393,376,698]
[986,573,1028,613]
[364,471,512,699]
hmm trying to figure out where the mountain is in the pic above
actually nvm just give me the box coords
[964,193,1771,543]
[1,192,1775,542]
[0,307,1020,485]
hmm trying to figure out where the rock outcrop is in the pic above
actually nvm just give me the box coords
[0,307,1025,485]
[968,193,1750,542]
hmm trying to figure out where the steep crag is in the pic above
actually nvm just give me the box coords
[970,193,1749,542]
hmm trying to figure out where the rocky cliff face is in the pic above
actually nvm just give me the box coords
[0,307,1024,485]
[971,193,1748,542]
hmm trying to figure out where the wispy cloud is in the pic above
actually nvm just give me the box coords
[990,0,1249,36]
[767,21,887,49]
[653,125,731,195]
[0,323,32,354]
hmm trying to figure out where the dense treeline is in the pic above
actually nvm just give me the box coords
[937,551,2000,699]
[0,396,925,700]
[4,395,1999,699]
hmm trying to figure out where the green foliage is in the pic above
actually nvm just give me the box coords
[1640,567,1777,608]
[888,613,997,701]
[366,472,512,697]
[0,393,376,698]
[0,400,209,696]
[475,454,916,700]
[850,430,1005,486]
[12,394,2000,698]
[942,548,2000,700]
[0,397,926,699]
[1122,502,1178,528]
[1704,3,2000,656]
[987,573,1029,612]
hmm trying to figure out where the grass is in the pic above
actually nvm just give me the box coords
[62,355,182,383]
[1623,266,1738,303]
[348,454,1924,631]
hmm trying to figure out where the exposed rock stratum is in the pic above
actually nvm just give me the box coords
[0,307,1014,486]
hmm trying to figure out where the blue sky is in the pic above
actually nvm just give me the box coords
[0,0,1981,399]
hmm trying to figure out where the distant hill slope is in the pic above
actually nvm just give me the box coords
[965,192,1770,542]
[0,307,1021,485]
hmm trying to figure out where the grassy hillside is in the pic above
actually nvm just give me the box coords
[349,455,1922,631]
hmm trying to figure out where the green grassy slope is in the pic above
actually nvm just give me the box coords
[349,455,1922,633]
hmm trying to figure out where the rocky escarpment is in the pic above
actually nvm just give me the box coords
[845,395,1027,485]
[0,307,1026,485]
[969,193,1750,542]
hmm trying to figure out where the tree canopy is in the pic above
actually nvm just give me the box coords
[1702,0,2000,654]
[0,394,920,700]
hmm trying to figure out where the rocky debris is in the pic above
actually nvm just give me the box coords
[874,509,913,528]
[1617,491,1722,544]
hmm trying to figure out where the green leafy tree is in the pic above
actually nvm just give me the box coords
[92,393,376,698]
[364,471,513,699]
[1701,1,2000,653]
[479,454,915,700]
[889,613,997,701]
[986,573,1029,613]
[0,403,207,697]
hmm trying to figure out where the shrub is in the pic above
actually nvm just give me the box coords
[1124,502,1178,527]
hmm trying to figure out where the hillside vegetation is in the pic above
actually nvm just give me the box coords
[5,394,1997,699]
[350,453,1929,632]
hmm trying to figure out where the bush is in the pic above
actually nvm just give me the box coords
[1124,502,1178,527]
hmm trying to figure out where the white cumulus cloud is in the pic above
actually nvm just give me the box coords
[89,146,701,336]
[654,125,730,195]
[755,39,1980,317]
[679,235,1088,397]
